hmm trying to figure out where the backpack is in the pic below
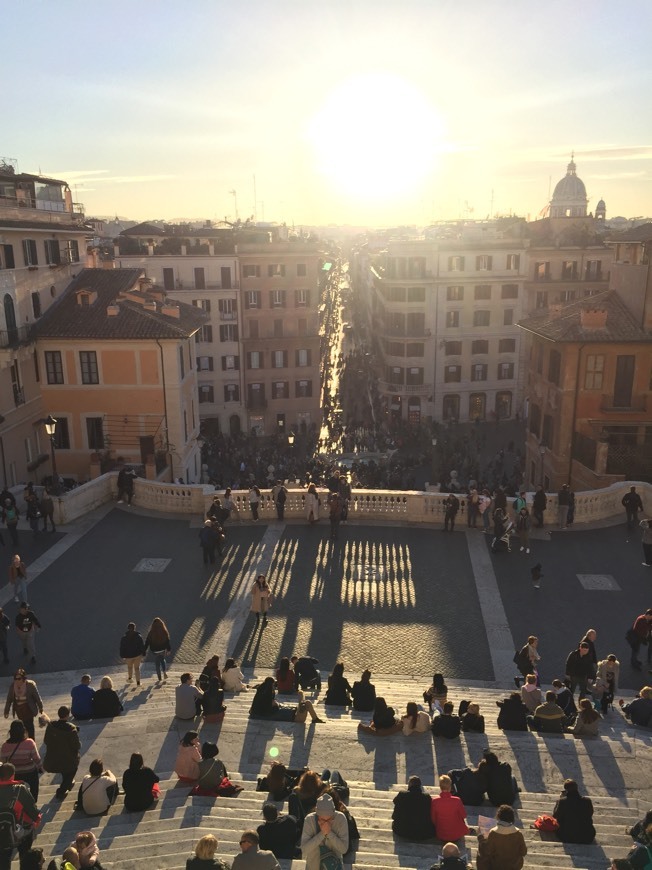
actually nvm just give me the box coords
[534,814,559,833]
[0,801,23,850]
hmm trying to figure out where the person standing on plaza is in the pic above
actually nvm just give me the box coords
[516,507,530,554]
[622,486,644,531]
[2,499,19,548]
[272,480,287,521]
[532,484,547,528]
[443,493,459,532]
[116,464,135,506]
[144,617,171,682]
[580,629,599,677]
[627,608,652,671]
[557,484,571,529]
[640,519,652,567]
[513,491,527,521]
[467,488,480,528]
[24,494,41,539]
[0,609,9,665]
[305,483,320,524]
[15,604,40,665]
[338,473,351,523]
[249,484,261,522]
[9,555,28,605]
[328,491,343,541]
[221,487,240,524]
[43,706,80,801]
[479,490,493,532]
[4,669,43,740]
[39,487,55,533]
[119,622,145,686]
[199,520,221,565]
[251,575,273,626]
[565,641,594,699]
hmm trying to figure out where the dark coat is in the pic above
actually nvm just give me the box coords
[565,650,595,679]
[553,793,595,844]
[392,789,435,840]
[324,674,352,706]
[351,680,376,712]
[478,760,516,806]
[120,629,145,658]
[449,767,485,805]
[257,814,299,858]
[43,719,80,772]
[431,714,461,739]
[496,697,528,731]
[92,689,124,718]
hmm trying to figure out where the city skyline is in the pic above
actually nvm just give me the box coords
[4,0,652,226]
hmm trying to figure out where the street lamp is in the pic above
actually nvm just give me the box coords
[44,415,60,493]
[539,444,546,486]
[288,433,295,446]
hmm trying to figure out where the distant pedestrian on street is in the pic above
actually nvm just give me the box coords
[557,484,571,529]
[199,520,223,565]
[516,507,530,554]
[639,518,652,567]
[144,617,171,682]
[119,622,145,686]
[249,484,261,522]
[513,491,527,521]
[532,485,547,528]
[251,575,273,626]
[565,642,594,699]
[622,486,644,531]
[328,491,343,541]
[0,608,9,664]
[305,483,320,524]
[530,563,543,589]
[117,464,136,505]
[580,629,598,676]
[272,480,287,520]
[9,554,28,604]
[2,498,19,547]
[627,608,652,671]
[4,668,43,739]
[15,603,40,665]
[338,473,351,523]
[443,493,459,532]
[221,487,240,523]
[39,486,56,533]
[25,494,41,538]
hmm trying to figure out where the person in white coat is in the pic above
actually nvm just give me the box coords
[300,793,349,870]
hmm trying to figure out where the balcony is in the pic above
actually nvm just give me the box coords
[219,311,237,321]
[600,394,647,413]
[12,385,25,407]
[0,196,85,224]
[378,381,432,396]
[0,325,34,349]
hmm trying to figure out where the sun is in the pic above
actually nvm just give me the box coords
[307,73,445,202]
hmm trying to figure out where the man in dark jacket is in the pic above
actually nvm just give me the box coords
[119,622,146,686]
[622,486,644,530]
[443,494,459,532]
[532,484,547,528]
[629,609,652,670]
[431,703,461,739]
[528,691,567,733]
[496,693,528,731]
[392,776,435,840]
[565,642,595,699]
[43,706,80,800]
[0,762,41,866]
[558,484,571,528]
[257,803,298,859]
[117,465,136,505]
[291,655,321,692]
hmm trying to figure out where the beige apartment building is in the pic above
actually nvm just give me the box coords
[0,159,92,486]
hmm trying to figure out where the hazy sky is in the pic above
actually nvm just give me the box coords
[4,0,652,225]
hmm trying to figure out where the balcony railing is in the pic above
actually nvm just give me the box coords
[219,311,237,321]
[12,385,25,407]
[600,394,647,413]
[0,325,34,349]
[378,381,432,396]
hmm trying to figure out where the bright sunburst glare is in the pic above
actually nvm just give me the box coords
[307,73,445,202]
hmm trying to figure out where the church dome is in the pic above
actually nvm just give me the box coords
[550,156,588,218]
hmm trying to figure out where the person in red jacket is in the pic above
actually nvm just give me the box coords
[430,774,474,856]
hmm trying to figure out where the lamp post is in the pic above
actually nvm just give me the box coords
[44,414,60,494]
[539,444,546,486]
[287,432,295,447]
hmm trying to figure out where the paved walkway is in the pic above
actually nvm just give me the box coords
[2,503,650,691]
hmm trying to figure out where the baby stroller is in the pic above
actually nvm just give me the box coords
[491,518,514,553]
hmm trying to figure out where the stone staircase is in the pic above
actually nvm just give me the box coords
[19,668,651,869]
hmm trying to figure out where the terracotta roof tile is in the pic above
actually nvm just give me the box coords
[518,290,651,342]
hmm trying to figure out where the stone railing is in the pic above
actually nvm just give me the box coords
[52,474,652,528]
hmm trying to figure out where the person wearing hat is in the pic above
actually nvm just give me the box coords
[300,792,349,870]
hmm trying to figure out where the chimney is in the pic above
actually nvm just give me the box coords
[107,303,120,317]
[580,307,608,330]
[161,303,180,319]
[548,302,563,319]
[143,300,158,312]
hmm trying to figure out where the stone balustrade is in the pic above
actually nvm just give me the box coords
[53,473,652,528]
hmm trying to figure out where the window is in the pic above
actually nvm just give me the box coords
[408,257,426,278]
[10,362,23,407]
[386,341,404,356]
[535,261,550,281]
[163,268,174,291]
[471,340,488,354]
[535,291,548,310]
[268,264,286,277]
[247,351,263,370]
[503,309,514,326]
[44,240,61,265]
[31,291,41,318]
[406,342,424,357]
[496,391,512,419]
[218,298,236,319]
[387,366,404,385]
[194,267,206,290]
[406,367,424,385]
[476,254,492,271]
[406,312,425,336]
[499,338,516,353]
[243,264,261,278]
[446,310,460,328]
[178,346,184,380]
[296,348,311,367]
[295,380,313,398]
[506,254,520,270]
[474,284,491,300]
[80,351,99,384]
[298,318,307,336]
[542,414,554,447]
[53,417,70,449]
[559,289,576,302]
[249,320,259,339]
[295,289,310,307]
[448,256,464,271]
[224,384,240,402]
[297,263,307,277]
[585,354,604,389]
[447,286,464,301]
[445,341,462,355]
[270,289,286,308]
[471,363,487,381]
[221,355,239,370]
[529,404,541,436]
[196,325,213,343]
[443,394,460,420]
[45,351,64,384]
[473,310,490,327]
[63,240,80,263]
[245,292,260,310]
[388,287,406,302]
[272,381,289,399]
[548,350,561,386]
[444,365,461,383]
[272,350,288,368]
[498,362,514,380]
[407,286,426,302]
[199,385,214,403]
[86,417,104,450]
[1,244,15,269]
[501,284,518,299]
[219,324,238,342]
[22,239,38,267]
[561,260,578,280]
[193,298,211,312]
[585,260,602,280]
[273,319,283,338]
[198,356,214,371]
